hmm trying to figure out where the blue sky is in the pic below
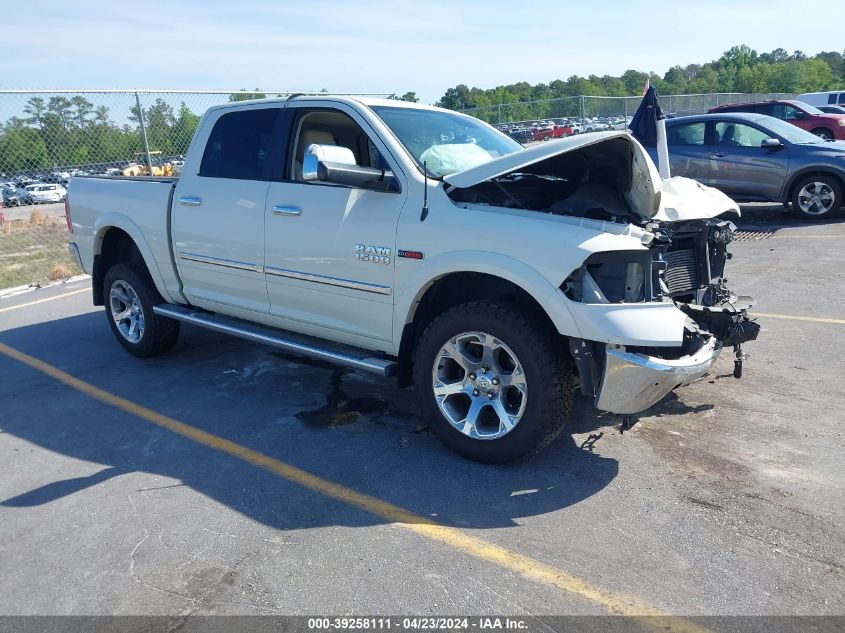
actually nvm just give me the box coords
[2,0,843,104]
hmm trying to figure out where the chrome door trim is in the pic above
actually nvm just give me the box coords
[178,196,202,206]
[272,205,302,217]
[178,251,263,273]
[265,266,391,295]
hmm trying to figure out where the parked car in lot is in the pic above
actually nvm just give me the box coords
[651,113,845,218]
[505,126,533,144]
[67,96,757,463]
[1,185,31,206]
[708,99,845,141]
[25,183,66,203]
[818,105,845,115]
[582,119,610,133]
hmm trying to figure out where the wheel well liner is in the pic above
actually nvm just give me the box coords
[396,272,559,388]
[92,228,144,305]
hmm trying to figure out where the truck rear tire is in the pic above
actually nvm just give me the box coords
[103,263,180,357]
[412,301,575,463]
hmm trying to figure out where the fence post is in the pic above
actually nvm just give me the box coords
[135,91,153,176]
[497,104,502,125]
[580,95,585,119]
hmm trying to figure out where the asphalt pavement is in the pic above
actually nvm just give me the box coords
[0,207,843,629]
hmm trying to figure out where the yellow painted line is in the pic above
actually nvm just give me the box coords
[755,312,845,325]
[0,287,89,314]
[0,340,711,633]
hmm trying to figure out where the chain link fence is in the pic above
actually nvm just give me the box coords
[460,92,797,125]
[0,89,389,291]
[0,89,798,291]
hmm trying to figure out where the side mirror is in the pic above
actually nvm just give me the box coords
[302,144,400,193]
[793,110,805,120]
[761,138,784,150]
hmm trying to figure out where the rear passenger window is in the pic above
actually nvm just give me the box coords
[839,94,845,105]
[199,109,280,180]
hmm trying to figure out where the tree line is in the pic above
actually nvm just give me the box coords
[0,95,201,174]
[0,89,419,175]
[437,46,845,110]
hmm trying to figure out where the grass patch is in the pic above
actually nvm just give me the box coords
[0,217,82,289]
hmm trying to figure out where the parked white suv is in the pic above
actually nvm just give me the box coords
[67,96,758,462]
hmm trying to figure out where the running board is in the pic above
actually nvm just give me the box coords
[152,304,397,377]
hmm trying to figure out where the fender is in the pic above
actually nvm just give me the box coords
[393,250,584,346]
[93,212,178,304]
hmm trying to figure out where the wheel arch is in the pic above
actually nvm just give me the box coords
[394,262,581,388]
[809,127,835,139]
[92,214,173,306]
[783,168,845,205]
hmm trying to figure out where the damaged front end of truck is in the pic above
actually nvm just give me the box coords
[443,131,760,416]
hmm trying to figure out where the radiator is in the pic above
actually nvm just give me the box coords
[663,248,699,294]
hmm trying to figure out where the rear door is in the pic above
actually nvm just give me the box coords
[709,120,789,200]
[665,120,712,184]
[172,105,283,313]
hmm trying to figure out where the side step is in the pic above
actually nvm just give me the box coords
[153,304,397,377]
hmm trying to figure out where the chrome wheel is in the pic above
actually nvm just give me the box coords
[109,280,144,344]
[432,331,527,440]
[797,181,835,215]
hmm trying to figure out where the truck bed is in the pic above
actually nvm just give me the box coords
[68,175,183,303]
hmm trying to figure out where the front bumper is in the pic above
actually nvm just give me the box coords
[594,337,721,414]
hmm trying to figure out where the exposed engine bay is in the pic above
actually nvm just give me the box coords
[446,135,760,402]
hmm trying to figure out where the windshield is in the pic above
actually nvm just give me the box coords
[795,102,824,115]
[761,116,828,144]
[370,106,521,177]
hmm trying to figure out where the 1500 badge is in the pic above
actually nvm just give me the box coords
[355,244,391,264]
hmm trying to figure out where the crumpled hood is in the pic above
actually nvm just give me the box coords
[444,131,739,222]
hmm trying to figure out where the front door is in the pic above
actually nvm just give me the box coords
[263,105,408,344]
[709,121,790,201]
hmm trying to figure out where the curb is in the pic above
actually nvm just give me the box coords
[0,274,91,299]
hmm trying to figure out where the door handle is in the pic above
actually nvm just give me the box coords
[178,196,202,206]
[273,205,302,217]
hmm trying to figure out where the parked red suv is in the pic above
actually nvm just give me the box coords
[707,100,845,141]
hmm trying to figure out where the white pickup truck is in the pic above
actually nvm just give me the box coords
[67,95,758,463]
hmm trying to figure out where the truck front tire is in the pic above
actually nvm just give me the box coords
[413,301,575,463]
[103,263,180,357]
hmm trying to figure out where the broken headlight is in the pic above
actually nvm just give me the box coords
[562,250,659,304]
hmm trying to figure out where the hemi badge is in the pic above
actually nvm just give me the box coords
[398,250,424,260]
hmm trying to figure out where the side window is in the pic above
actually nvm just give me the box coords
[667,122,706,146]
[770,104,787,120]
[715,122,769,148]
[783,105,800,121]
[829,94,837,104]
[199,108,280,180]
[839,93,845,105]
[289,109,387,181]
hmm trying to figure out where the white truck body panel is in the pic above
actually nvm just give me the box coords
[67,95,755,419]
